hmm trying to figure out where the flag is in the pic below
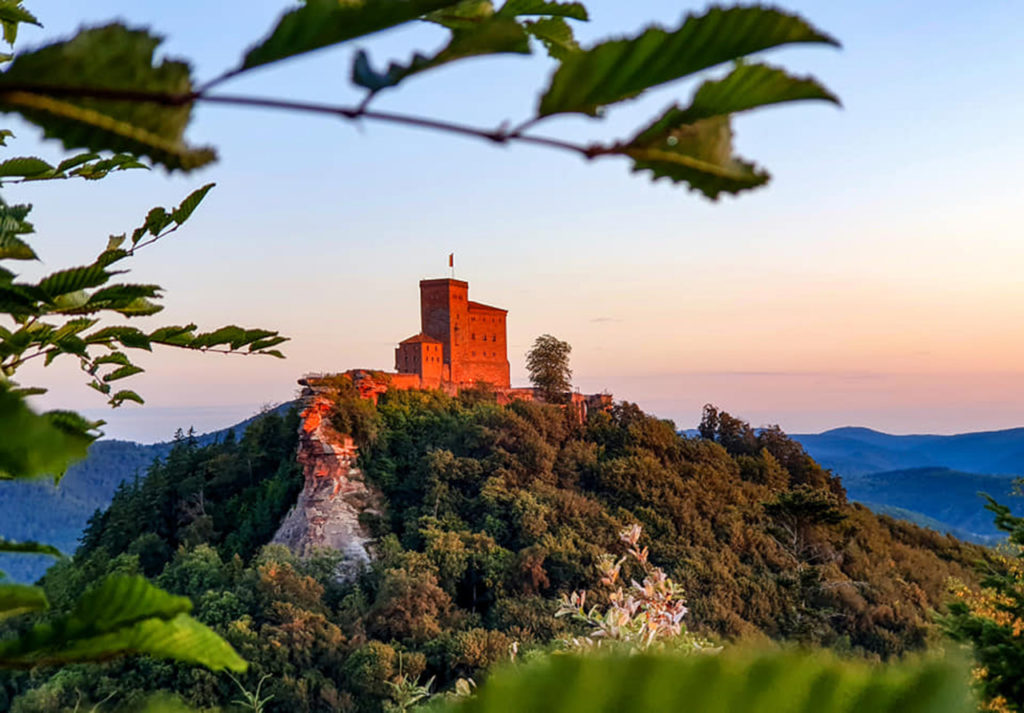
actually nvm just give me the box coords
[448,253,454,268]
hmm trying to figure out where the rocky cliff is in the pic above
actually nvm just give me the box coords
[272,392,382,577]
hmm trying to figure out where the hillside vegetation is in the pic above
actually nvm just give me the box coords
[0,393,987,712]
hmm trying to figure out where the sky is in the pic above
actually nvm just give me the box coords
[7,1,1024,442]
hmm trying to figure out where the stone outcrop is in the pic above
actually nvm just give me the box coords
[272,393,382,578]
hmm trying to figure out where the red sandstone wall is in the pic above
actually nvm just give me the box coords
[464,304,509,388]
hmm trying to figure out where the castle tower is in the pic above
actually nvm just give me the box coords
[419,278,468,384]
[419,278,510,389]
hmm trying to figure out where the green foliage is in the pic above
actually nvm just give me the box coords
[0,182,288,478]
[538,6,837,116]
[942,497,1024,712]
[0,1,839,198]
[0,584,47,620]
[436,649,974,713]
[0,25,215,171]
[0,386,100,481]
[242,0,462,70]
[0,538,62,558]
[0,574,246,671]
[525,334,572,403]
[2,396,990,711]
[624,59,841,199]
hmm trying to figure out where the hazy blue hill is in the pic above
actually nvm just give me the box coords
[0,404,295,583]
[843,467,1019,542]
[793,426,1024,477]
[860,502,1004,545]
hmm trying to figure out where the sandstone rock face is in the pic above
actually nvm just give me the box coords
[272,394,382,578]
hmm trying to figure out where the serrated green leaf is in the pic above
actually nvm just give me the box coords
[262,349,286,359]
[0,575,246,671]
[0,233,36,260]
[140,206,170,240]
[627,116,769,199]
[86,325,152,350]
[8,385,46,397]
[524,17,579,60]
[631,63,840,147]
[148,324,196,346]
[68,154,149,181]
[171,182,214,224]
[87,380,112,396]
[112,297,163,317]
[248,335,288,352]
[37,264,111,299]
[92,351,132,367]
[538,6,839,116]
[109,389,144,406]
[0,388,100,481]
[0,584,48,620]
[102,364,144,382]
[442,651,971,713]
[50,317,99,343]
[426,1,494,30]
[191,325,247,349]
[0,25,216,172]
[0,538,63,558]
[0,156,53,177]
[353,17,530,92]
[496,0,586,20]
[106,234,126,251]
[46,334,88,363]
[52,289,90,313]
[0,1,40,46]
[55,151,101,173]
[241,0,463,70]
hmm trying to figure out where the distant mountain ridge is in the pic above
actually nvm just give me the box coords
[792,426,1024,477]
[790,426,1024,543]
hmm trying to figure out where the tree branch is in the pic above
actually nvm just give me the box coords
[0,85,618,161]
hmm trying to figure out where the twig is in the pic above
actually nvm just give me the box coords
[0,84,623,162]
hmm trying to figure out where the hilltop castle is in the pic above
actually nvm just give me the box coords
[300,275,610,414]
[395,278,510,390]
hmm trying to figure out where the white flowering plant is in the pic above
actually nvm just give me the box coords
[555,525,713,653]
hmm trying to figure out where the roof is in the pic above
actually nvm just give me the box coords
[467,300,507,314]
[399,333,442,345]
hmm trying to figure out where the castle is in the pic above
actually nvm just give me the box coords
[395,278,510,390]
[301,275,611,415]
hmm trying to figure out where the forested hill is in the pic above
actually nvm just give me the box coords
[1,390,988,712]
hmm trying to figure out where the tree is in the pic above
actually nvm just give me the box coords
[943,497,1024,712]
[526,334,572,403]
